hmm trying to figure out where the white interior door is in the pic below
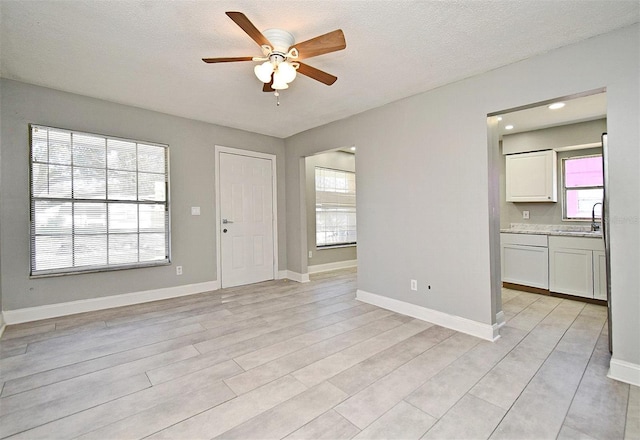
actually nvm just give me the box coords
[219,152,274,288]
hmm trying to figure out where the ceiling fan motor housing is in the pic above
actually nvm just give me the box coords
[263,28,295,55]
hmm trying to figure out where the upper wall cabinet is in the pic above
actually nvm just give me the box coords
[506,150,557,202]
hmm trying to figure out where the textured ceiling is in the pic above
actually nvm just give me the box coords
[1,1,638,138]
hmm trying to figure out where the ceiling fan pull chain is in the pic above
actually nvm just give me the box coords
[274,90,280,106]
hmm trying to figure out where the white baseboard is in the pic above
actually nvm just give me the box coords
[2,280,220,325]
[0,312,6,338]
[308,260,357,274]
[496,310,506,328]
[608,358,640,386]
[285,271,310,283]
[277,270,288,280]
[356,289,500,342]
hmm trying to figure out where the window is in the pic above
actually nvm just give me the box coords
[563,154,603,220]
[30,125,170,276]
[315,167,356,247]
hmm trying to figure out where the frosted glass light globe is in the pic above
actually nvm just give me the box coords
[254,62,274,83]
[277,61,297,83]
[272,71,289,89]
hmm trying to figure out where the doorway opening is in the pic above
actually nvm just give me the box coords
[487,89,609,340]
[304,147,358,275]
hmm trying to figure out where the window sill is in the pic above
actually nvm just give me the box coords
[30,260,171,279]
[317,244,357,250]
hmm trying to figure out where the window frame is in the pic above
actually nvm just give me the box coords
[561,153,603,221]
[314,166,357,249]
[29,124,171,277]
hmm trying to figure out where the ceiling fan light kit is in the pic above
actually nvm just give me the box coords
[202,11,346,105]
[254,62,274,83]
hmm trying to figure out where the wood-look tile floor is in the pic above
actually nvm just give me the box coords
[0,268,638,439]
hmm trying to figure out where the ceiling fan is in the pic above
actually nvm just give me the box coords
[203,12,346,101]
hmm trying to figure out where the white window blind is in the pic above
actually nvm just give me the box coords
[315,167,356,247]
[30,125,170,276]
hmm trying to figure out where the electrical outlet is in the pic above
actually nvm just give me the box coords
[309,251,313,258]
[523,210,530,219]
[176,266,183,275]
[410,279,418,291]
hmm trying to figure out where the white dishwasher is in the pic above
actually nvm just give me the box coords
[500,233,549,289]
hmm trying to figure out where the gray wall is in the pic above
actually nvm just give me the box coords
[305,151,357,267]
[285,24,639,368]
[501,119,607,227]
[503,148,603,227]
[0,79,286,310]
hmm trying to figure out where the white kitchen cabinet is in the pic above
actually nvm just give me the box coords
[593,250,607,300]
[506,150,557,202]
[548,236,605,299]
[549,247,593,298]
[501,233,549,289]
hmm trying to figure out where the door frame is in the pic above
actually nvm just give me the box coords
[215,145,278,288]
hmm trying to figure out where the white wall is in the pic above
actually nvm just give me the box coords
[0,79,286,311]
[285,24,639,377]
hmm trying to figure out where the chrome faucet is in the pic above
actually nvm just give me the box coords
[592,202,603,232]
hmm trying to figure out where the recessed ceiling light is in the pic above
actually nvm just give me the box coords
[505,124,514,130]
[548,102,565,110]
[350,146,356,151]
[497,116,503,121]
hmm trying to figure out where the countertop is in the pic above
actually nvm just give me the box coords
[500,223,603,238]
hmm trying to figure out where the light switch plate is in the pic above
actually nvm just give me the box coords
[191,207,201,216]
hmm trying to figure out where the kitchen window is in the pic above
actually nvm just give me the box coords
[29,125,170,276]
[315,167,356,247]
[562,154,603,220]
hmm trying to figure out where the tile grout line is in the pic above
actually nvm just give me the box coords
[2,373,155,439]
[557,319,607,437]
[344,331,479,433]
[487,299,588,439]
[4,299,365,398]
[483,298,577,439]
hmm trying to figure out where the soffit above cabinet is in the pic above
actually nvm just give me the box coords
[502,119,606,155]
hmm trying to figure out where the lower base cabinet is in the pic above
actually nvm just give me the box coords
[593,250,607,300]
[548,236,605,300]
[501,233,549,289]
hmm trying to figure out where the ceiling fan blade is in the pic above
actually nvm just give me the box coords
[262,73,274,92]
[296,62,338,85]
[202,56,254,63]
[263,82,275,92]
[293,29,346,60]
[226,11,272,48]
